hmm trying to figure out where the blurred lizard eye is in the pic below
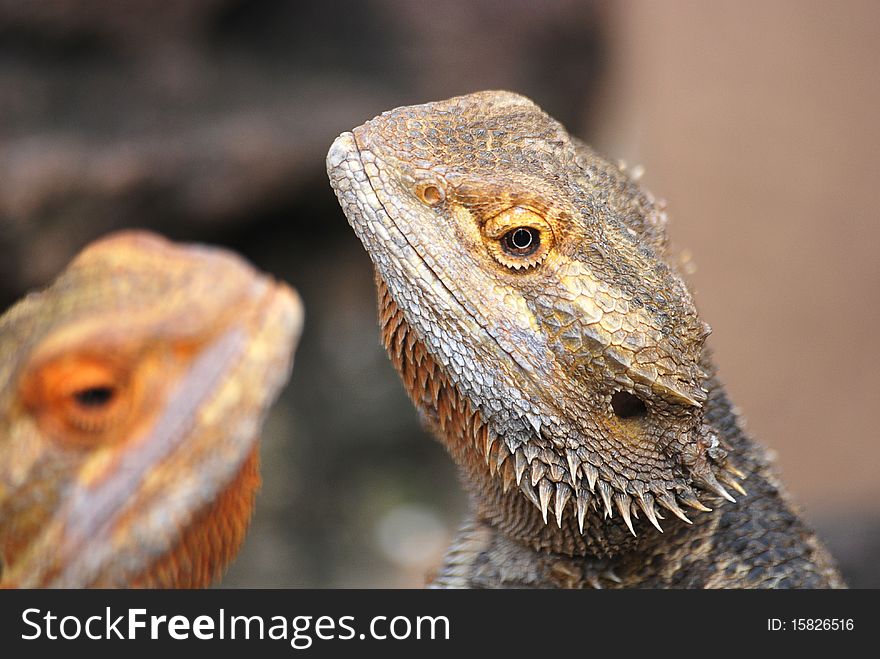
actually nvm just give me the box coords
[72,385,117,409]
[73,387,116,409]
[482,206,554,270]
[20,355,135,442]
[64,380,127,433]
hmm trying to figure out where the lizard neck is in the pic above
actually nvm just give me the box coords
[376,274,676,560]
[129,445,260,588]
[0,445,260,588]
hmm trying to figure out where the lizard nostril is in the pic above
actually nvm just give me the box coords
[611,391,647,419]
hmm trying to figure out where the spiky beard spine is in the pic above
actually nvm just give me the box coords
[375,272,749,559]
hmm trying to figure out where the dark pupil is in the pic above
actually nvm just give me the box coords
[610,391,647,419]
[511,228,533,249]
[504,227,539,254]
[73,386,116,408]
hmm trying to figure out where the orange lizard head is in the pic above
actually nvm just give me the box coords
[0,231,302,587]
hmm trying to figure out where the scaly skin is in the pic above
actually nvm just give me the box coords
[0,231,302,588]
[328,91,844,588]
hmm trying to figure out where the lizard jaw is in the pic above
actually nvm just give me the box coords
[376,271,745,555]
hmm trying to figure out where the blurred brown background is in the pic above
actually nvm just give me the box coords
[1,0,877,587]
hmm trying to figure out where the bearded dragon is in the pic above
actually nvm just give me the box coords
[327,91,844,588]
[0,231,302,588]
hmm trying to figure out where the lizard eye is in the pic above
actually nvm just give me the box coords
[501,227,540,256]
[482,207,554,270]
[72,386,116,409]
[20,355,135,443]
[64,379,128,434]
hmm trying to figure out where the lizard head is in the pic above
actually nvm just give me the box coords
[329,91,743,544]
[0,231,302,587]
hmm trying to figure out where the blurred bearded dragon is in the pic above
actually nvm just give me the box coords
[327,91,844,588]
[0,231,301,587]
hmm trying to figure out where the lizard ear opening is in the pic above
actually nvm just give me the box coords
[415,180,446,206]
[611,391,647,419]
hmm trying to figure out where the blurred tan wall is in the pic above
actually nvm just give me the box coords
[594,0,880,519]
